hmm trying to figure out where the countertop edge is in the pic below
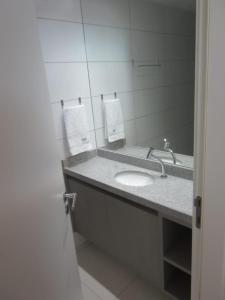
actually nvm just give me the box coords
[64,167,192,227]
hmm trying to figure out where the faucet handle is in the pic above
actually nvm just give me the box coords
[163,138,170,150]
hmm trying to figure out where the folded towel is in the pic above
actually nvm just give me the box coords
[104,98,125,143]
[63,104,92,156]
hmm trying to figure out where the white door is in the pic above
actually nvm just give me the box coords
[192,1,225,299]
[0,1,83,300]
[198,0,225,299]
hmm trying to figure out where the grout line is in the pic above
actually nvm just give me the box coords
[49,81,194,104]
[79,0,98,146]
[37,17,194,38]
[90,101,194,131]
[37,17,83,24]
[43,58,195,64]
[94,114,193,135]
[56,118,193,143]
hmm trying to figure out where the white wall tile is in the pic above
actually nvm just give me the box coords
[163,61,195,85]
[51,98,94,140]
[131,30,164,61]
[92,96,104,130]
[35,0,82,22]
[84,25,131,61]
[125,120,137,146]
[81,0,130,28]
[89,62,133,96]
[45,63,90,102]
[166,8,196,36]
[165,35,195,61]
[130,0,166,32]
[133,62,164,91]
[120,92,135,121]
[135,105,193,147]
[174,83,195,107]
[133,87,171,118]
[39,20,86,62]
[135,113,166,145]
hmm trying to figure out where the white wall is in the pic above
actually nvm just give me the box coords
[35,0,96,158]
[35,0,195,158]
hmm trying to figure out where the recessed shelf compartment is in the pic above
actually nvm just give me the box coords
[163,219,192,274]
[164,262,191,300]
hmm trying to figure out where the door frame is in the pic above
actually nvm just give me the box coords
[192,0,209,299]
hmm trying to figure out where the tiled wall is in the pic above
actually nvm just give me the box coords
[35,0,195,159]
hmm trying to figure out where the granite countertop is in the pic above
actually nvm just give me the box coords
[64,156,193,226]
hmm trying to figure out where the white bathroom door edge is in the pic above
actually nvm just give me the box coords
[192,0,225,299]
[191,0,209,299]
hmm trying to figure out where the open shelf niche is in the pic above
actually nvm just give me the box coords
[162,218,192,300]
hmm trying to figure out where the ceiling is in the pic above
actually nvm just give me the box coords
[145,0,196,11]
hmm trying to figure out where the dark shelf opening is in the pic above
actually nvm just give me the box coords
[163,219,192,274]
[164,262,191,300]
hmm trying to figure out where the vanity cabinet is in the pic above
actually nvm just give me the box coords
[67,177,162,288]
[68,178,112,251]
[66,176,192,298]
[107,195,162,288]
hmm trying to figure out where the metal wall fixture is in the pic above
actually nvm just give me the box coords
[136,58,161,68]
[60,97,82,108]
[101,92,118,102]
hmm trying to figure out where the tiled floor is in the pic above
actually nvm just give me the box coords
[74,234,171,300]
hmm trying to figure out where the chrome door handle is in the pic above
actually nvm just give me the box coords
[63,193,78,215]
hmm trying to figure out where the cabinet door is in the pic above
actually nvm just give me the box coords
[107,198,162,288]
[68,178,112,251]
[67,177,162,288]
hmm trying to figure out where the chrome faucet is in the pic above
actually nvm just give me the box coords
[163,138,176,165]
[146,147,167,178]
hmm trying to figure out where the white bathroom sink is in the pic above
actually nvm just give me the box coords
[114,170,154,187]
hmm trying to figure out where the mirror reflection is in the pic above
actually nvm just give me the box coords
[87,0,196,169]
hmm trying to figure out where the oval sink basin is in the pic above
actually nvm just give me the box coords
[114,170,154,187]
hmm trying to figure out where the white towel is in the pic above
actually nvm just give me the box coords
[63,104,92,156]
[104,98,125,143]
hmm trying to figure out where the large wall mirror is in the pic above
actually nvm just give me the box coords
[84,0,196,169]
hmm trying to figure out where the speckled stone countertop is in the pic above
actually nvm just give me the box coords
[64,155,193,226]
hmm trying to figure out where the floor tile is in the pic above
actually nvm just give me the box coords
[82,284,102,300]
[77,243,136,300]
[118,278,171,300]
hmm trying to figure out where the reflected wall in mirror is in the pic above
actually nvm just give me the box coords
[37,0,196,169]
[84,0,196,169]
